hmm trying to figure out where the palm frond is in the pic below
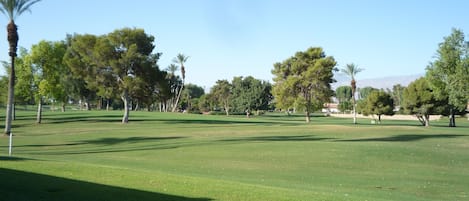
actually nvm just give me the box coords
[0,0,41,20]
[172,53,189,64]
[341,63,364,80]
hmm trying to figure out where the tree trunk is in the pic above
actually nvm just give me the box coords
[224,106,229,116]
[378,114,382,124]
[449,108,456,127]
[134,101,139,111]
[61,103,66,112]
[36,99,43,124]
[352,91,357,124]
[5,21,18,135]
[4,56,15,135]
[351,80,357,124]
[417,115,425,126]
[424,114,430,127]
[305,110,311,123]
[122,92,130,124]
[85,99,91,111]
[172,84,184,112]
[106,99,110,111]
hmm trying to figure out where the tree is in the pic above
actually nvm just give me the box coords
[360,90,394,124]
[426,28,469,127]
[341,63,363,124]
[63,34,101,110]
[231,76,272,115]
[335,86,352,103]
[30,40,68,120]
[11,48,34,105]
[171,53,189,112]
[180,83,205,112]
[358,87,378,100]
[402,78,448,127]
[335,85,352,112]
[210,79,232,115]
[272,47,337,123]
[0,0,41,135]
[390,84,405,109]
[102,28,160,123]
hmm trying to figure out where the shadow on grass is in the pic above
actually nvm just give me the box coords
[0,156,29,161]
[337,134,466,142]
[81,136,187,145]
[43,114,124,124]
[3,137,186,149]
[220,135,335,142]
[0,168,212,201]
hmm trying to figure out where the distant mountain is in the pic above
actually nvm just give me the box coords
[332,74,424,90]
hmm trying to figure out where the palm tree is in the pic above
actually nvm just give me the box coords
[171,53,189,112]
[341,63,363,124]
[166,64,179,76]
[0,0,41,135]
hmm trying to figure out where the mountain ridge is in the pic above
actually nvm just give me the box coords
[332,73,424,90]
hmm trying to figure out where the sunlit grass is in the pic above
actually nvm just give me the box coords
[0,110,468,200]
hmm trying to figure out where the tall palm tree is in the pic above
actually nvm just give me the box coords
[341,63,363,124]
[166,63,179,76]
[0,0,40,135]
[171,53,189,112]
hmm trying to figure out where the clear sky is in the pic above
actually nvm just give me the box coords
[0,0,468,90]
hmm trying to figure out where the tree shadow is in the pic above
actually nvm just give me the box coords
[0,156,29,161]
[43,114,124,124]
[154,118,303,127]
[220,135,335,142]
[336,134,466,142]
[17,136,193,156]
[0,168,213,201]
[81,136,187,145]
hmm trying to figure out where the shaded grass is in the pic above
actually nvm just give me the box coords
[0,110,468,200]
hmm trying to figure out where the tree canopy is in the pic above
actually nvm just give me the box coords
[426,28,469,127]
[272,47,337,122]
[402,77,448,126]
[359,90,394,124]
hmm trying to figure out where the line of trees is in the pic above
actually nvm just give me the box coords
[332,29,469,127]
[0,15,467,128]
[205,76,273,116]
[0,28,195,124]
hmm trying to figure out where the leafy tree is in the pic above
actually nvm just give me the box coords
[335,86,352,113]
[0,0,41,135]
[197,94,214,113]
[335,85,352,103]
[30,40,68,117]
[0,76,8,105]
[11,48,33,105]
[210,79,232,115]
[63,34,101,110]
[358,87,378,100]
[231,76,272,115]
[341,63,363,124]
[390,84,405,108]
[171,54,189,112]
[180,83,205,112]
[426,28,469,127]
[360,90,394,124]
[102,28,160,123]
[272,47,337,122]
[338,100,352,113]
[402,78,448,127]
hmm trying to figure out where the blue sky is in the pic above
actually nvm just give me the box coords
[0,0,468,90]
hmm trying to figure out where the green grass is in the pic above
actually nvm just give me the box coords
[0,110,468,201]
